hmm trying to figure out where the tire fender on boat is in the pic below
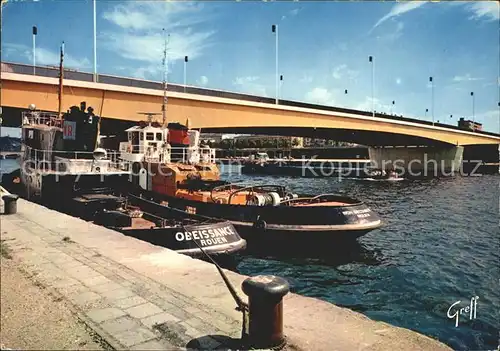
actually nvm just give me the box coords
[253,216,267,230]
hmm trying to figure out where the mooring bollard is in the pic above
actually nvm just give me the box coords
[242,275,290,349]
[2,194,19,215]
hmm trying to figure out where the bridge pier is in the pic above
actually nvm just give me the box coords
[368,146,464,177]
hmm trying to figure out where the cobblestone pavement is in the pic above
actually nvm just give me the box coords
[1,200,452,351]
[1,255,106,350]
[1,205,245,350]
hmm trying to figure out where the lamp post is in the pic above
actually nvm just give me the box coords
[272,24,279,105]
[0,0,6,117]
[429,76,434,125]
[184,55,188,93]
[279,74,283,100]
[32,25,37,75]
[470,91,475,122]
[390,100,395,115]
[93,0,97,82]
[369,56,374,117]
[425,108,428,118]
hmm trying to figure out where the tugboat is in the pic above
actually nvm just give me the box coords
[94,193,246,258]
[118,37,382,251]
[17,43,129,218]
[19,103,130,218]
[119,117,383,248]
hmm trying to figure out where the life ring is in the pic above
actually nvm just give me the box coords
[253,216,267,230]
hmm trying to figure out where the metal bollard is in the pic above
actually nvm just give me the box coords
[2,195,19,215]
[242,275,290,349]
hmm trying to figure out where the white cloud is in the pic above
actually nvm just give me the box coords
[377,21,405,41]
[102,2,208,31]
[3,43,90,70]
[452,74,483,82]
[101,30,214,64]
[299,74,313,84]
[197,75,208,86]
[233,76,267,96]
[372,2,427,29]
[281,7,301,20]
[101,1,216,74]
[331,64,359,81]
[233,76,259,85]
[355,97,394,114]
[465,1,499,21]
[304,87,337,105]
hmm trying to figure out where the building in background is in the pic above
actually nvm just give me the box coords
[200,133,224,144]
[303,138,360,148]
[231,135,303,148]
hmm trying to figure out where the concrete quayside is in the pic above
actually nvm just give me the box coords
[0,198,453,350]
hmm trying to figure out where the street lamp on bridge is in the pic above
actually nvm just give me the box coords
[429,76,435,126]
[184,56,188,93]
[390,100,395,115]
[279,74,283,100]
[32,25,37,75]
[470,91,475,122]
[272,24,279,105]
[369,56,375,117]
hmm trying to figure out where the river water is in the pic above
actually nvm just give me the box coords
[1,159,498,350]
[220,165,499,351]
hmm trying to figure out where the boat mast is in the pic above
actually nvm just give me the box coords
[161,29,170,127]
[57,41,64,119]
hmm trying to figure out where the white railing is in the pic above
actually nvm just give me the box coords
[22,145,129,173]
[22,111,62,128]
[120,143,216,165]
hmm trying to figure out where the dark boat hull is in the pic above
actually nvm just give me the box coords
[137,190,382,250]
[112,222,247,258]
[38,173,130,219]
[94,195,247,259]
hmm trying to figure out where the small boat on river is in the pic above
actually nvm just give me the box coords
[118,116,383,249]
[94,194,247,258]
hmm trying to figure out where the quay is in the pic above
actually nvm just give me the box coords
[0,199,453,350]
[217,158,370,165]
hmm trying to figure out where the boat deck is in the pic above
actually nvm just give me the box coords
[122,217,157,230]
[293,201,350,207]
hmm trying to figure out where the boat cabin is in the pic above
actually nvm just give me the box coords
[21,103,124,175]
[119,121,215,165]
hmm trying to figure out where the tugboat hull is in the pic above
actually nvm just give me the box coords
[140,191,382,249]
[94,195,247,259]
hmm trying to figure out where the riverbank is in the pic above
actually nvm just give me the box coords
[0,199,453,350]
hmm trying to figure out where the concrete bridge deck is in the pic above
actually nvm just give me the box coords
[1,62,499,147]
[0,199,453,350]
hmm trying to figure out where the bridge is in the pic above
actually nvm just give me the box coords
[1,62,499,172]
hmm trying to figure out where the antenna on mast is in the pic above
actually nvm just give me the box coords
[138,112,162,126]
[162,29,170,127]
[58,41,65,119]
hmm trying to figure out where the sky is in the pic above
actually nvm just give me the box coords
[1,0,499,133]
